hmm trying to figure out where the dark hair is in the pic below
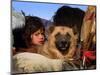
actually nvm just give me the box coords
[13,27,26,48]
[23,16,45,48]
[53,6,85,30]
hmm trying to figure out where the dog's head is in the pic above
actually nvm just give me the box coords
[48,26,78,55]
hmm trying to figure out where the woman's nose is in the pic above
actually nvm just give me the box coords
[39,34,44,39]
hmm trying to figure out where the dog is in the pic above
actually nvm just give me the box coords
[38,26,83,69]
[38,26,78,60]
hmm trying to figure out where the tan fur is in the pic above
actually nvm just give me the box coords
[39,26,78,60]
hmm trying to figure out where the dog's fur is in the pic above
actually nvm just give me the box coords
[39,26,78,59]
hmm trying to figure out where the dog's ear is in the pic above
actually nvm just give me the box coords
[72,25,78,35]
[72,25,79,42]
[48,25,55,34]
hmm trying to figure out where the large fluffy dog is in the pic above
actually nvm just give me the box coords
[39,6,85,60]
[39,26,78,59]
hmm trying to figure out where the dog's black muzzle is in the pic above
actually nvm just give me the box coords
[56,39,70,51]
[55,33,71,52]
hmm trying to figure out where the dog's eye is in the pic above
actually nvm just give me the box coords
[55,32,61,38]
[65,33,71,39]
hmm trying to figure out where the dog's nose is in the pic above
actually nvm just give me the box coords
[60,39,70,47]
[61,40,68,45]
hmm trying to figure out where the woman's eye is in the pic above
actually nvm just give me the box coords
[41,33,44,35]
[34,32,44,36]
[35,33,39,36]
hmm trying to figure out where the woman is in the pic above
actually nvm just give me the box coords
[13,16,45,55]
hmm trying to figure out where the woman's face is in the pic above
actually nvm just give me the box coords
[31,29,45,46]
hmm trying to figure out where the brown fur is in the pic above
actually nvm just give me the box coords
[38,26,78,60]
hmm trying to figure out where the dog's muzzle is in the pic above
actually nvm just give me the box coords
[56,39,70,51]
